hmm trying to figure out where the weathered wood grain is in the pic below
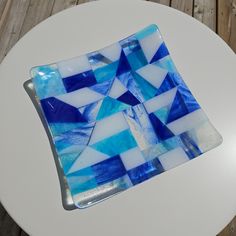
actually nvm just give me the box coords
[19,0,55,38]
[194,0,216,32]
[218,0,236,52]
[171,0,194,16]
[51,0,78,15]
[0,0,8,17]
[0,213,21,236]
[77,0,96,4]
[147,0,170,6]
[20,229,29,236]
[0,203,6,226]
[217,216,236,236]
[0,0,12,34]
[0,0,30,63]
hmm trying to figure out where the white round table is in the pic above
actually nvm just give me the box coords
[0,0,236,235]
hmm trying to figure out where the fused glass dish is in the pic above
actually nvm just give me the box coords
[24,24,222,210]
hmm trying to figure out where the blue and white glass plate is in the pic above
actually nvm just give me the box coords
[24,24,222,209]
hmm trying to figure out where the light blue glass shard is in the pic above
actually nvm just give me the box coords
[132,72,157,100]
[31,65,66,99]
[126,50,148,71]
[59,153,80,174]
[153,55,178,73]
[96,96,130,120]
[90,129,137,156]
[153,106,170,124]
[66,167,97,195]
[93,61,119,83]
[28,24,222,210]
[135,24,159,40]
[142,136,182,162]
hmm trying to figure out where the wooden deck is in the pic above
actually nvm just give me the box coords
[0,0,235,235]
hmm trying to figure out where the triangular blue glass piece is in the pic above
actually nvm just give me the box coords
[90,130,137,156]
[153,106,170,124]
[40,97,87,123]
[150,42,169,64]
[156,73,181,96]
[96,96,130,120]
[116,50,131,76]
[93,61,118,83]
[59,153,80,174]
[117,91,140,106]
[149,113,174,140]
[166,86,200,124]
[133,72,157,100]
[152,55,178,73]
[89,78,114,96]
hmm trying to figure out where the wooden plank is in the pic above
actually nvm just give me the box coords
[0,0,8,18]
[0,203,6,225]
[0,212,21,236]
[0,0,30,63]
[171,0,194,16]
[77,0,96,4]
[0,0,10,30]
[217,216,236,236]
[218,0,236,52]
[147,0,170,6]
[20,229,29,236]
[194,0,216,32]
[51,0,77,15]
[19,0,55,38]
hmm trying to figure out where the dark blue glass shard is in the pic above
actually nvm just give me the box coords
[127,158,164,185]
[40,97,87,123]
[179,132,202,159]
[116,50,131,76]
[117,91,140,106]
[167,85,201,123]
[149,113,174,140]
[150,42,169,64]
[91,155,126,186]
[156,72,182,96]
[63,70,97,93]
[178,83,201,113]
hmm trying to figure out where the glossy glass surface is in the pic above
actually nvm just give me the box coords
[27,24,222,209]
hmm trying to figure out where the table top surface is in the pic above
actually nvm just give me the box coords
[0,0,236,235]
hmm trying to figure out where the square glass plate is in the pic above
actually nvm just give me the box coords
[24,24,222,209]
